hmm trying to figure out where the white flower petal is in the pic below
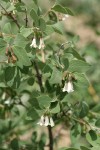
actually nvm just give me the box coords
[62,17,66,21]
[39,38,45,49]
[67,81,74,93]
[65,14,69,18]
[62,14,69,21]
[44,116,49,126]
[62,85,67,92]
[49,117,54,127]
[38,44,41,49]
[4,98,11,106]
[37,115,45,126]
[30,38,37,48]
[62,81,74,93]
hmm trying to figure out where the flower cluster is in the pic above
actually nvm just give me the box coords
[30,37,45,49]
[37,115,54,127]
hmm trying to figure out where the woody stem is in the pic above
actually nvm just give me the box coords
[48,126,53,150]
[33,61,53,150]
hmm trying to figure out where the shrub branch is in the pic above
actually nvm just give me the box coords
[0,4,20,29]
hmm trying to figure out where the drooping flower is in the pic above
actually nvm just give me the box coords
[62,80,74,93]
[30,38,37,48]
[39,38,45,49]
[37,115,54,127]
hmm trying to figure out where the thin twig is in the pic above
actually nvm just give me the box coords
[0,4,20,29]
[57,41,72,56]
[0,32,16,37]
[0,3,9,14]
[24,8,28,27]
[33,61,44,92]
[60,102,93,130]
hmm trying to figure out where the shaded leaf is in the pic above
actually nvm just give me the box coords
[3,22,12,34]
[10,138,19,150]
[95,118,100,127]
[68,60,90,73]
[27,107,40,121]
[79,101,89,118]
[61,57,69,70]
[48,10,58,24]
[13,46,31,68]
[50,101,60,113]
[27,77,34,86]
[20,27,33,38]
[86,130,99,147]
[30,9,39,26]
[5,66,15,82]
[0,38,7,57]
[74,73,89,88]
[39,18,46,31]
[37,95,52,108]
[52,4,74,16]
[49,68,62,84]
[65,48,84,61]
[59,148,78,150]
[70,123,81,144]
[14,34,28,48]
[52,4,67,14]
[80,146,91,150]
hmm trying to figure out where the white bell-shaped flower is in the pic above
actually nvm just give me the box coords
[39,38,45,49]
[30,38,37,48]
[37,115,54,127]
[62,81,74,93]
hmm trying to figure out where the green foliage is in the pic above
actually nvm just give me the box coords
[68,60,90,73]
[49,67,62,84]
[52,4,74,16]
[70,123,81,144]
[13,46,31,68]
[0,0,99,150]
